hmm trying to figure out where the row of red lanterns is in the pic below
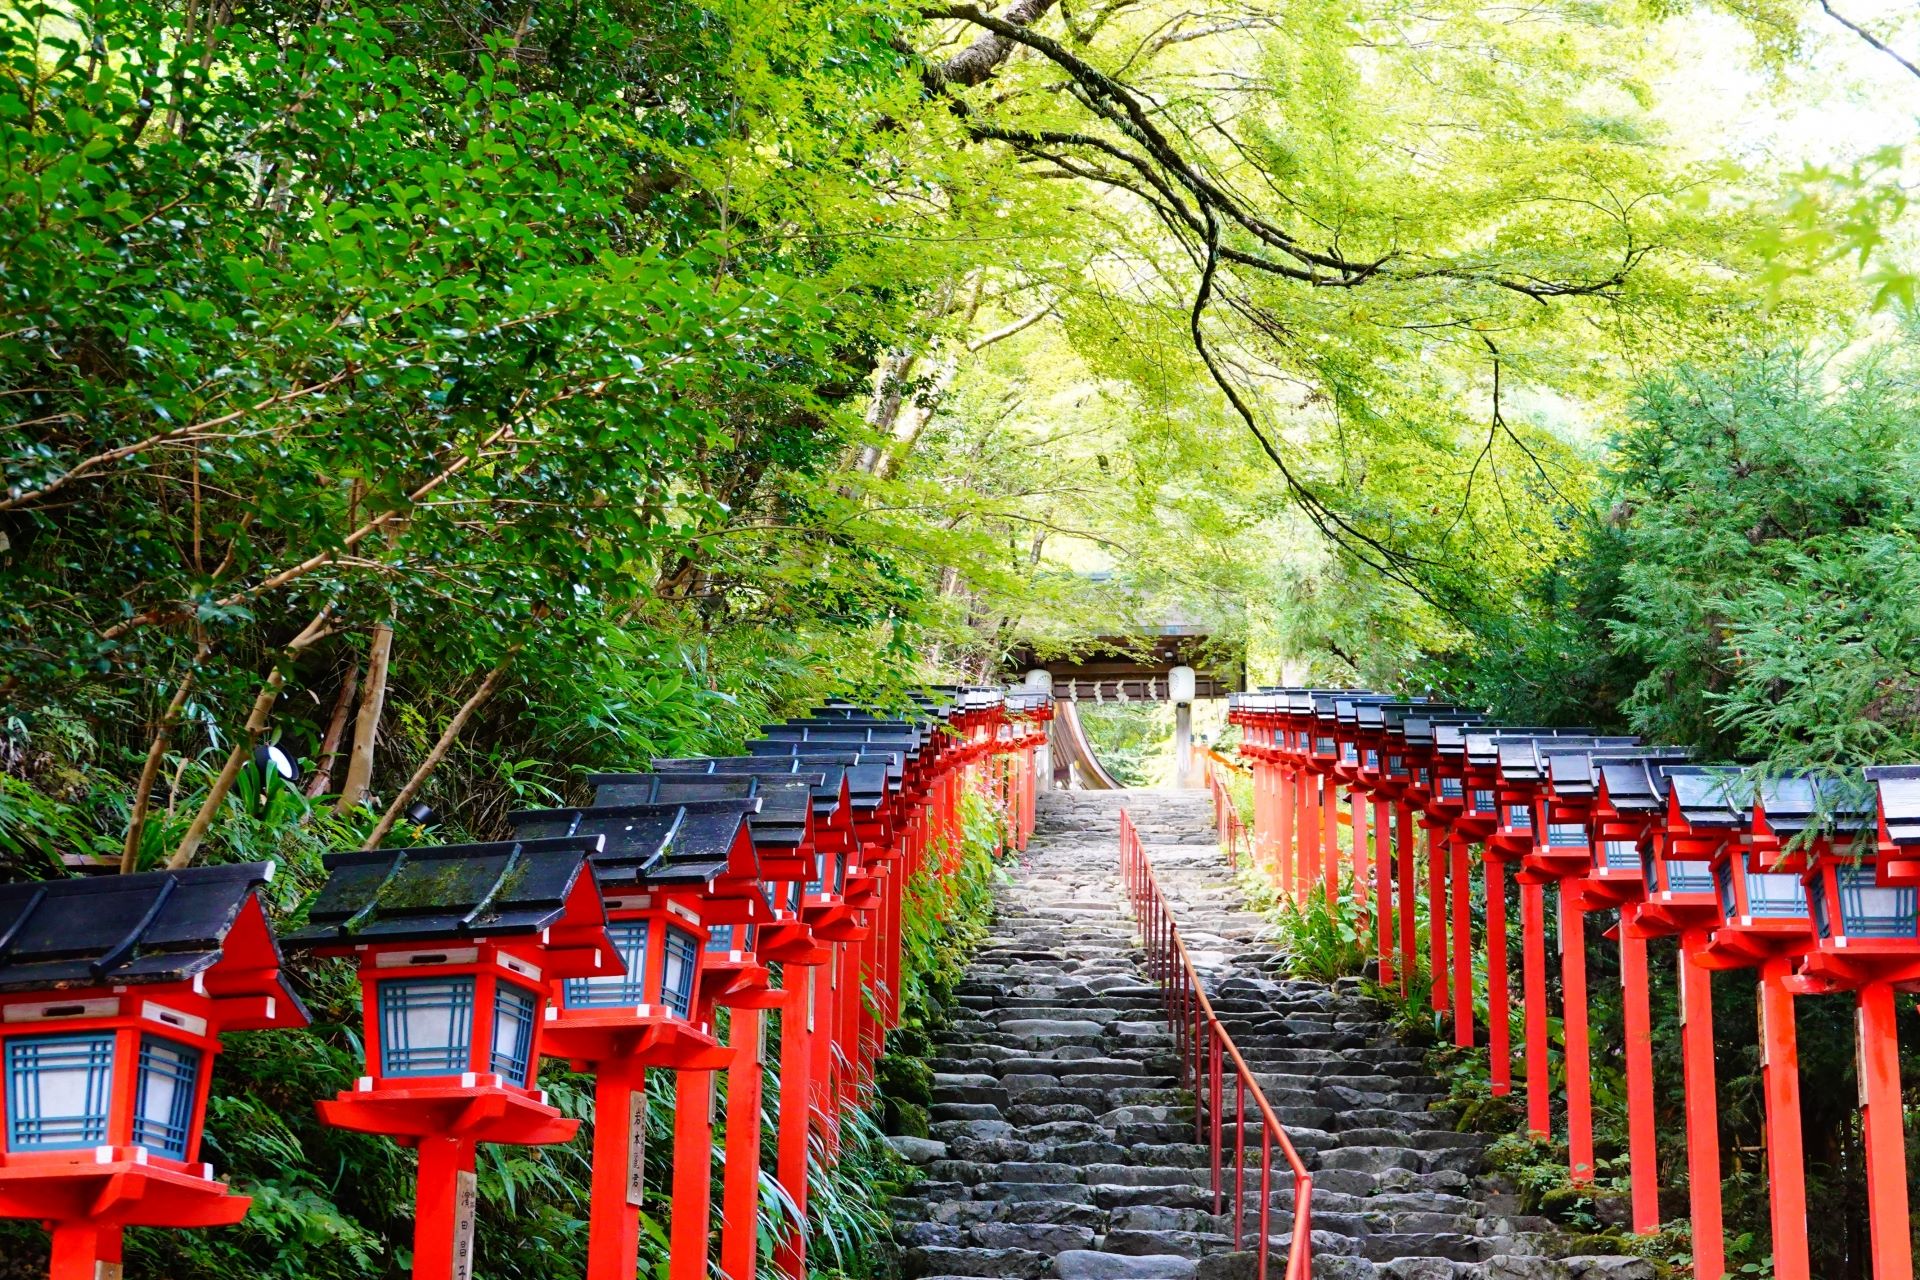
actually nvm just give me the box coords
[0,686,1053,1280]
[1225,690,1920,1280]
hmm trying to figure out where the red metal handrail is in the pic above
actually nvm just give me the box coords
[1118,808,1312,1280]
[1198,748,1253,871]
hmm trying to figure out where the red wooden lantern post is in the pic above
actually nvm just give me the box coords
[1696,773,1863,1280]
[1427,723,1474,1038]
[1280,692,1314,901]
[649,752,866,1280]
[1331,696,1387,914]
[1480,735,1635,1100]
[1354,703,1401,982]
[1308,695,1346,902]
[1797,766,1920,1280]
[0,864,307,1280]
[1267,694,1295,889]
[508,797,766,1280]
[286,837,618,1280]
[1380,709,1447,993]
[1370,706,1429,994]
[1521,747,1682,1222]
[1632,764,1740,1280]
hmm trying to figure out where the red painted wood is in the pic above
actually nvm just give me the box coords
[1373,797,1394,987]
[1858,981,1912,1280]
[1563,900,1592,1183]
[1428,823,1450,1016]
[721,1007,766,1280]
[1679,930,1723,1280]
[774,977,812,1280]
[1322,779,1340,903]
[1397,804,1416,996]
[412,1134,475,1280]
[48,1222,120,1280]
[1485,857,1510,1096]
[1351,790,1370,912]
[670,1070,715,1280]
[586,1065,644,1280]
[1619,928,1661,1234]
[1521,881,1550,1140]
[1451,834,1473,1048]
[1758,959,1809,1280]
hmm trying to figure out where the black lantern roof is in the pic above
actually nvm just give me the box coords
[778,716,930,749]
[1496,736,1640,782]
[1312,690,1380,722]
[746,740,905,792]
[1868,765,1920,848]
[1461,727,1573,767]
[1664,765,1749,829]
[661,752,890,809]
[1596,758,1680,815]
[1544,747,1689,798]
[589,773,817,849]
[506,799,757,887]
[1354,700,1436,731]
[1485,733,1634,778]
[285,837,604,948]
[1004,689,1052,715]
[1384,704,1474,736]
[1402,712,1485,748]
[1754,771,1874,837]
[0,862,292,995]
[757,726,921,762]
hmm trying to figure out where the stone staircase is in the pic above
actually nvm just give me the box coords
[888,788,1653,1280]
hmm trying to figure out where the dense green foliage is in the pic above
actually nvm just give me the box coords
[8,0,1920,1276]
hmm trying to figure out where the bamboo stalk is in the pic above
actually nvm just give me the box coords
[166,607,331,870]
[361,651,516,851]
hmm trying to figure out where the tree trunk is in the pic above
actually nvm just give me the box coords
[119,653,205,873]
[304,661,361,797]
[362,652,516,851]
[335,621,394,813]
[167,608,332,870]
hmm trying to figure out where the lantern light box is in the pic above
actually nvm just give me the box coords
[283,835,615,1280]
[0,862,306,1280]
[503,797,761,1280]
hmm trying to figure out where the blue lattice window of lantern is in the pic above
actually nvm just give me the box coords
[805,851,828,896]
[1365,749,1379,770]
[1812,882,1833,940]
[1342,743,1358,765]
[661,927,700,1019]
[132,1035,201,1159]
[1315,736,1335,755]
[1388,754,1407,777]
[564,922,650,1008]
[707,922,735,953]
[1836,866,1920,939]
[490,983,537,1085]
[1602,839,1640,873]
[787,880,803,912]
[1438,777,1463,798]
[1746,871,1808,920]
[1472,788,1496,813]
[1714,859,1737,921]
[1547,823,1586,848]
[833,850,848,895]
[378,977,475,1076]
[1418,768,1430,787]
[1506,804,1532,830]
[5,1033,114,1152]
[1666,858,1714,895]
